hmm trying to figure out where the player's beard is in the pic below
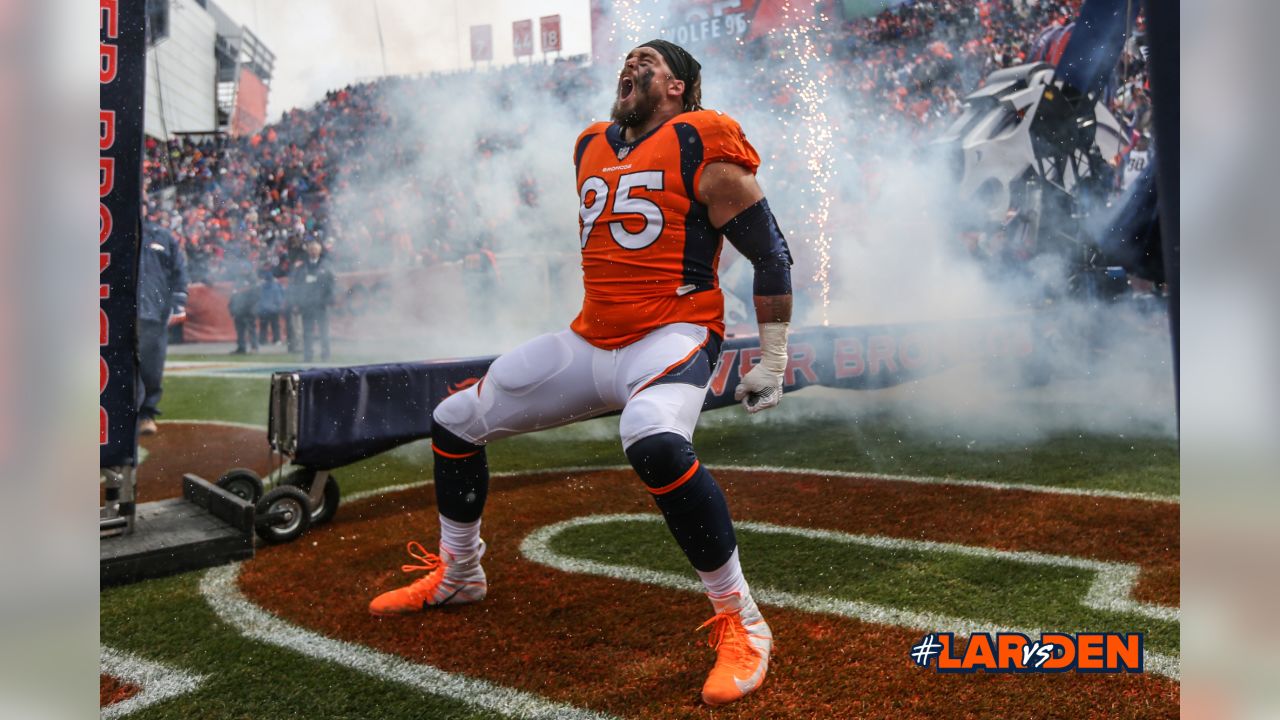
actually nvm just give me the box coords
[611,68,660,128]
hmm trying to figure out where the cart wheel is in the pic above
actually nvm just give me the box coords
[283,469,341,526]
[254,486,312,544]
[217,468,264,503]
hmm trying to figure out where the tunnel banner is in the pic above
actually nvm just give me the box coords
[100,0,146,468]
[281,317,1036,470]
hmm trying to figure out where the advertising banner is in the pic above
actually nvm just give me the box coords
[230,66,269,137]
[100,0,146,467]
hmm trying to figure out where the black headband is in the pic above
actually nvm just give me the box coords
[638,39,701,87]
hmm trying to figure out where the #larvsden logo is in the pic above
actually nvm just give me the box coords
[910,632,1144,673]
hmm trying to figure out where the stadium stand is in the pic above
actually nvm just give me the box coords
[144,0,1149,289]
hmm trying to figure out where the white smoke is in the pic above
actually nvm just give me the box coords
[312,0,1174,439]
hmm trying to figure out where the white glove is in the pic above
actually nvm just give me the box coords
[734,322,789,414]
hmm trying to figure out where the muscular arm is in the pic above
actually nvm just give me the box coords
[751,293,792,324]
[698,161,764,228]
[698,161,792,324]
[699,161,793,412]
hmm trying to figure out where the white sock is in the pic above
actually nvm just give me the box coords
[697,547,750,600]
[438,515,481,560]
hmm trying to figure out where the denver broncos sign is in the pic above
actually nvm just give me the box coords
[274,317,1036,471]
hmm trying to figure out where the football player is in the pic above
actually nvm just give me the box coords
[369,40,793,707]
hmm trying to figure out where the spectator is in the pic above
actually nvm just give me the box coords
[141,2,1147,292]
[256,270,285,345]
[136,217,188,436]
[290,239,335,362]
[228,273,261,355]
[283,261,302,354]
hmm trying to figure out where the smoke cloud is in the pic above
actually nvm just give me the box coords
[280,0,1177,440]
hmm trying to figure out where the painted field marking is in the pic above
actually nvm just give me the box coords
[199,564,616,720]
[167,371,281,379]
[156,418,268,432]
[346,479,434,503]
[99,646,208,719]
[158,420,1177,506]
[166,360,334,379]
[520,513,1180,680]
[727,464,1179,504]
[343,463,1178,505]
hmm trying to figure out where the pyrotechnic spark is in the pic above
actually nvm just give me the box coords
[752,2,838,324]
[607,0,661,49]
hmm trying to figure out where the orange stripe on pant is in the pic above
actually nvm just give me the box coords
[646,459,701,496]
[432,444,480,460]
[630,335,709,399]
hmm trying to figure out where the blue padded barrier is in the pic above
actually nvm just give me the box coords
[280,318,1037,470]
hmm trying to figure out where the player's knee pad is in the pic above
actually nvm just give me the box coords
[626,431,736,572]
[626,432,696,486]
[432,389,481,439]
[625,432,708,514]
[432,418,483,456]
[487,332,573,396]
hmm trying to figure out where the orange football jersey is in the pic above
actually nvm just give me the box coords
[570,110,760,349]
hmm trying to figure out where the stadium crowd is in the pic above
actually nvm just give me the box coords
[144,0,1149,286]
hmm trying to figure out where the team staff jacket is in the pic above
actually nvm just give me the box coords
[571,110,760,349]
[137,221,189,323]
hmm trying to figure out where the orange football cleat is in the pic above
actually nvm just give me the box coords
[698,591,773,706]
[368,540,487,616]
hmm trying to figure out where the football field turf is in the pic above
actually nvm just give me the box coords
[101,372,1178,719]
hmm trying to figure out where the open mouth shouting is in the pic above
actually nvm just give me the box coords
[618,74,635,102]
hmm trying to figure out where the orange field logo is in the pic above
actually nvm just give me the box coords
[910,632,1144,673]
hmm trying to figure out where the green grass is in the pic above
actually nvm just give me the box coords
[549,519,1179,657]
[99,573,502,720]
[160,376,272,427]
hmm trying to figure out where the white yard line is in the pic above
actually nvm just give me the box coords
[166,360,331,379]
[99,646,208,719]
[157,421,1177,505]
[198,564,615,720]
[520,513,1180,680]
[725,464,1178,504]
[167,371,281,379]
[345,463,1177,505]
[345,480,432,503]
[156,419,268,432]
